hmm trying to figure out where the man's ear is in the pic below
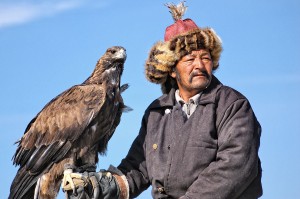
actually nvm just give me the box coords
[169,68,176,78]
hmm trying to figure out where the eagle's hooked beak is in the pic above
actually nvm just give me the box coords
[115,48,126,61]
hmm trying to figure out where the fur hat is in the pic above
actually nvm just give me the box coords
[145,1,222,93]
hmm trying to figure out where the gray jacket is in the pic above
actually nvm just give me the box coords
[118,76,262,199]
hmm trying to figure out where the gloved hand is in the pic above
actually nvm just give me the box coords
[62,164,129,199]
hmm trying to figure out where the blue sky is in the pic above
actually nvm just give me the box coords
[1,0,299,198]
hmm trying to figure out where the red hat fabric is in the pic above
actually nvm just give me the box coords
[164,18,199,41]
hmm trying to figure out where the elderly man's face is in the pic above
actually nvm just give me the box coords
[170,49,213,100]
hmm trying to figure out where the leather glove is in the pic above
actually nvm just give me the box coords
[62,164,129,199]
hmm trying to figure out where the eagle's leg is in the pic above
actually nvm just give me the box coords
[37,172,62,199]
[37,160,70,199]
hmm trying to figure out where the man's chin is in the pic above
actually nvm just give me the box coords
[192,79,211,90]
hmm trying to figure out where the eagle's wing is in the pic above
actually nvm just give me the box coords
[10,84,105,198]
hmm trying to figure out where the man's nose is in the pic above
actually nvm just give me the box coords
[193,57,204,69]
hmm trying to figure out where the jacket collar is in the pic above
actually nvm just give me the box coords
[149,75,223,109]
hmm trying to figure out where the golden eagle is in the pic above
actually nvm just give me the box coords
[9,46,128,199]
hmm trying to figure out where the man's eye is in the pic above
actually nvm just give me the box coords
[202,57,211,61]
[185,58,194,62]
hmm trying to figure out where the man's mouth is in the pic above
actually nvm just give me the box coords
[189,71,209,83]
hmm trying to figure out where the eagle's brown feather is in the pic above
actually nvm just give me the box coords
[9,46,127,199]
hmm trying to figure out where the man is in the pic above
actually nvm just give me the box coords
[63,2,262,199]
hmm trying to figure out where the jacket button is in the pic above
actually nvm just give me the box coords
[157,187,165,193]
[153,144,158,150]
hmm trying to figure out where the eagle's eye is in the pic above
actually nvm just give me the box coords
[108,49,116,54]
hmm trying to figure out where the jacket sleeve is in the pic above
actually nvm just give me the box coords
[180,97,262,199]
[117,112,150,198]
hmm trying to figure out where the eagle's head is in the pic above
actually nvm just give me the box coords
[85,46,127,85]
[102,46,126,78]
[105,46,127,62]
[100,46,126,74]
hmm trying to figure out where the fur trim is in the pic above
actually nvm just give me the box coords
[145,28,222,88]
[113,174,129,199]
[145,41,178,83]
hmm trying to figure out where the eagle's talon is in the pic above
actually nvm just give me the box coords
[62,168,77,193]
[62,165,74,193]
[90,175,100,199]
[62,169,90,197]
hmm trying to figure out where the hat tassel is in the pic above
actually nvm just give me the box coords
[165,1,188,22]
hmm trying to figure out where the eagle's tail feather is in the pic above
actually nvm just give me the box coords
[9,166,40,199]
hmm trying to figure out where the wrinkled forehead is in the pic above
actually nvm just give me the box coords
[182,49,211,58]
[191,49,211,55]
